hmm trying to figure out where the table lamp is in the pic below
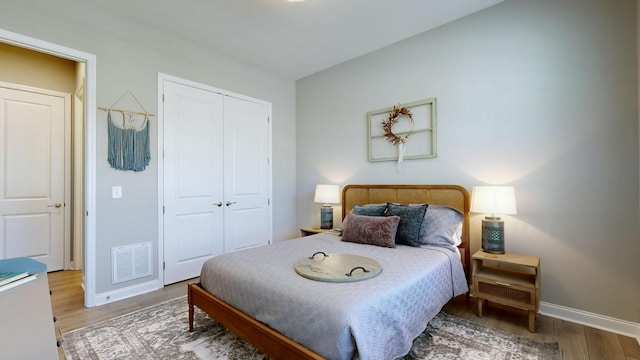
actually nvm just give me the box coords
[470,186,517,254]
[314,184,340,229]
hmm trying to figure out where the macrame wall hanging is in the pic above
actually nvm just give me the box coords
[99,91,154,172]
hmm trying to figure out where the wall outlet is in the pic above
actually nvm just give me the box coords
[112,186,122,199]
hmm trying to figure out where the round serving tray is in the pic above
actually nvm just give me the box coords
[294,252,382,283]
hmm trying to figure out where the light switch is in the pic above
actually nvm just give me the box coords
[112,186,122,199]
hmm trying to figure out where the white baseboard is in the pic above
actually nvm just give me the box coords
[539,301,640,344]
[93,279,163,307]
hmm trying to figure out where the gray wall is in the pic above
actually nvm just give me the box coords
[0,0,298,293]
[296,0,640,323]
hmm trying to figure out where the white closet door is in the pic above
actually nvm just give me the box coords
[163,80,224,285]
[223,96,271,252]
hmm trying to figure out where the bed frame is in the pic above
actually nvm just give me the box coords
[188,184,470,360]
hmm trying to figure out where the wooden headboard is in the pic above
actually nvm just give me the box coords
[341,184,470,282]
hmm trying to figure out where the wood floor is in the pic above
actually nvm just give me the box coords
[50,270,640,360]
[442,296,640,360]
[49,270,196,359]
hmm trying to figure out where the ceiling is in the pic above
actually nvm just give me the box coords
[94,0,503,80]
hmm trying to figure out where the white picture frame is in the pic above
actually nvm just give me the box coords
[367,98,437,162]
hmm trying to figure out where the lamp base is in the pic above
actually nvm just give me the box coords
[481,217,505,254]
[320,206,333,229]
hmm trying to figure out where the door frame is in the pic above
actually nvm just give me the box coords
[0,28,99,307]
[157,73,273,285]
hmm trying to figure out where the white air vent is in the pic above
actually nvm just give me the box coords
[112,242,152,284]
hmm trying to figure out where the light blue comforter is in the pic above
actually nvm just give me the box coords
[200,232,468,360]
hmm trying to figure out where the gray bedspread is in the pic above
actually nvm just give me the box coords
[200,232,468,360]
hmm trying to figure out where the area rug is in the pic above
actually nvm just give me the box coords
[62,296,561,360]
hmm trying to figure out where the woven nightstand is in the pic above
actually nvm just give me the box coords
[472,250,540,332]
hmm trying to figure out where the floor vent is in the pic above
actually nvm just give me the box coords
[112,242,152,284]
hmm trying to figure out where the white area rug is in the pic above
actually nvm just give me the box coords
[62,296,561,360]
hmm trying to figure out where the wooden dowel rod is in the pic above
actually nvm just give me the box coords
[98,106,155,117]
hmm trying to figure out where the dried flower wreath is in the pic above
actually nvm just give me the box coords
[382,105,414,145]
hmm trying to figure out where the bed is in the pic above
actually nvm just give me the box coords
[188,184,471,360]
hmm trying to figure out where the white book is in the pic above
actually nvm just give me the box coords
[0,271,29,287]
[0,274,37,293]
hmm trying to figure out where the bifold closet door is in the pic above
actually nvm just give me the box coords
[163,79,272,285]
[163,80,225,285]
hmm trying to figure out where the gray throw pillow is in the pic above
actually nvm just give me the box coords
[352,204,387,216]
[421,205,463,246]
[385,203,428,247]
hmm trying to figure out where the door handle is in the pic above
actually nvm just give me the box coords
[48,203,63,208]
[225,201,237,206]
[214,202,223,207]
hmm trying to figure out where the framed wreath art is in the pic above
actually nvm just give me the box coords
[367,98,437,163]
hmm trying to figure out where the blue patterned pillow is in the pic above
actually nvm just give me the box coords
[385,203,428,247]
[352,204,388,216]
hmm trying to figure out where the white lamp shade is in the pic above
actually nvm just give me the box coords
[470,186,517,215]
[314,184,340,204]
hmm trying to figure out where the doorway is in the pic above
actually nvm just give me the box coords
[0,28,98,307]
[0,43,79,271]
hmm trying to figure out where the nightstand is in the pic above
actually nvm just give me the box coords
[472,250,540,332]
[300,227,332,237]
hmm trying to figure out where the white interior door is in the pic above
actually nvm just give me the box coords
[0,83,69,271]
[162,80,225,285]
[223,96,271,252]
